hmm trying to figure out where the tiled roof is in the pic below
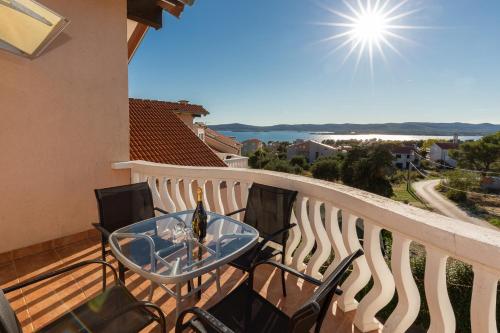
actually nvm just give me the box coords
[435,142,459,150]
[205,127,242,150]
[130,99,226,167]
[129,98,209,116]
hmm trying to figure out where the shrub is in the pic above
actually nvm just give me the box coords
[311,159,340,181]
[292,165,304,175]
[290,156,309,170]
[263,159,294,173]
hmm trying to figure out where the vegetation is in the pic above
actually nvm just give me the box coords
[341,146,395,197]
[310,158,340,181]
[289,156,309,170]
[450,131,500,173]
[440,170,480,202]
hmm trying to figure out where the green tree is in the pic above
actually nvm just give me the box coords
[341,146,394,197]
[248,149,270,169]
[290,156,309,170]
[450,132,500,173]
[353,147,395,197]
[341,147,368,185]
[263,159,294,173]
[311,159,340,181]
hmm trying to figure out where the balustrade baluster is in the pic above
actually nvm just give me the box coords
[305,199,330,280]
[424,248,455,333]
[384,233,420,333]
[338,211,371,312]
[291,195,314,271]
[354,223,395,332]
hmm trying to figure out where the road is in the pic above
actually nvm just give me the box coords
[412,179,494,229]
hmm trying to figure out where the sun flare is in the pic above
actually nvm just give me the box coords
[317,0,423,77]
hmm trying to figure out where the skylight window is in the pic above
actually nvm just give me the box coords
[0,0,69,58]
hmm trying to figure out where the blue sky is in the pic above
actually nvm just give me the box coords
[129,0,500,125]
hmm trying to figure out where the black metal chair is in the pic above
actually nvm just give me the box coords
[0,260,166,333]
[225,183,298,296]
[93,182,169,288]
[176,250,364,333]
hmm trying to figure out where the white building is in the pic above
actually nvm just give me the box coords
[287,140,338,163]
[429,142,459,167]
[391,146,420,169]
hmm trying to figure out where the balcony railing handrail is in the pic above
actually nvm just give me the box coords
[113,160,500,271]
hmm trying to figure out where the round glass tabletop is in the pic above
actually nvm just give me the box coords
[109,210,259,284]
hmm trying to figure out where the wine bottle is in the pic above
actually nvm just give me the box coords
[191,187,207,242]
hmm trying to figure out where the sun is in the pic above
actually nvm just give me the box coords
[316,0,423,77]
[353,10,389,43]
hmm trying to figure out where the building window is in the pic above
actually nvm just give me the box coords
[396,154,401,158]
[198,133,204,141]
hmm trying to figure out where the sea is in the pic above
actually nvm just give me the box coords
[219,131,482,143]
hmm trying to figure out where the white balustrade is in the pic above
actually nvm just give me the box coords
[113,161,500,332]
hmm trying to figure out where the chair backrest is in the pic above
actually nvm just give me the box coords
[94,182,155,233]
[288,250,364,333]
[243,183,298,245]
[0,291,22,333]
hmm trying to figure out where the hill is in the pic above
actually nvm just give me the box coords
[209,122,500,136]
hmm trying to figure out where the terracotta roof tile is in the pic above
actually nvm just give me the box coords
[435,142,459,150]
[129,98,208,115]
[205,127,242,150]
[129,99,226,167]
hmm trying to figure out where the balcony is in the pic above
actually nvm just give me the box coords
[1,160,499,332]
[215,153,249,168]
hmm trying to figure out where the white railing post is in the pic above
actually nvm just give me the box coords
[354,222,395,332]
[305,198,330,280]
[384,232,420,332]
[424,247,455,333]
[290,194,314,271]
[338,211,371,312]
[470,266,499,333]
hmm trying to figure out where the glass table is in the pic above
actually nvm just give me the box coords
[109,210,259,316]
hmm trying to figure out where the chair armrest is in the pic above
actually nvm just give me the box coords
[225,208,246,217]
[3,260,118,294]
[251,259,321,286]
[154,207,169,215]
[176,307,234,333]
[250,260,343,295]
[102,301,167,333]
[250,223,297,266]
[92,223,111,238]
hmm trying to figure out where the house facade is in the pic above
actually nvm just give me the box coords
[429,142,459,167]
[0,0,197,253]
[241,139,264,155]
[391,146,420,169]
[287,140,338,163]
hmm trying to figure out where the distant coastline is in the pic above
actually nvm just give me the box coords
[219,131,482,143]
[210,122,500,136]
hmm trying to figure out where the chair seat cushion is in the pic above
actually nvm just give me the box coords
[38,285,154,333]
[229,244,280,272]
[202,282,290,333]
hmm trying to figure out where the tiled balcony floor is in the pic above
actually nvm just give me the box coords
[0,238,372,332]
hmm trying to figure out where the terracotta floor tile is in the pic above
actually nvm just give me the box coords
[4,241,363,333]
[0,262,33,332]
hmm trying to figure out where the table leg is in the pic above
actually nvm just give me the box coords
[148,281,155,301]
[175,282,182,318]
[197,245,202,299]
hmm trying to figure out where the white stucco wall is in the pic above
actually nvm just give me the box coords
[0,0,130,252]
